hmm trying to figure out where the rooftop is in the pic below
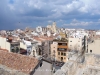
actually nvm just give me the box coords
[0,48,8,52]
[53,38,68,42]
[10,42,20,44]
[33,36,54,42]
[0,50,39,74]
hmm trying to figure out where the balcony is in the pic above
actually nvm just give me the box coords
[57,48,67,51]
[53,38,68,42]
[58,45,68,48]
[58,43,67,45]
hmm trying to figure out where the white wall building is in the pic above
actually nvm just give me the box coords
[68,38,83,51]
[0,37,10,52]
[67,29,88,39]
[96,31,100,35]
[87,40,100,54]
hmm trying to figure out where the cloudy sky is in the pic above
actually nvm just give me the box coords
[0,0,100,30]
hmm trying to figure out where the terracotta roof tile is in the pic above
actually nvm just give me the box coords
[0,48,8,52]
[33,36,54,42]
[0,50,39,74]
[1,36,6,38]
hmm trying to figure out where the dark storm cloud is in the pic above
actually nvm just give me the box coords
[19,8,55,17]
[0,0,17,30]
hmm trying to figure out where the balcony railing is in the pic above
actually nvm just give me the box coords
[57,48,67,51]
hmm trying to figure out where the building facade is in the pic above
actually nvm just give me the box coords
[68,38,83,51]
[51,39,68,62]
[87,40,100,54]
[0,36,11,52]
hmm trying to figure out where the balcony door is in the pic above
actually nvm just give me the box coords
[61,57,63,61]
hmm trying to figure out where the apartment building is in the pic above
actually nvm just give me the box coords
[0,36,11,52]
[68,34,87,51]
[51,38,68,62]
[0,36,23,53]
[87,39,100,54]
[68,38,83,51]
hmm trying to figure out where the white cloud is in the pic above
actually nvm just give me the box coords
[7,0,100,17]
[63,19,100,26]
[64,1,83,12]
[48,20,53,23]
[8,4,15,10]
[78,0,100,14]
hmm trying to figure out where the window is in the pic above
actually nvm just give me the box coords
[61,57,63,61]
[64,53,66,56]
[11,49,15,53]
[62,43,67,46]
[70,45,72,46]
[92,41,94,43]
[90,50,92,53]
[58,52,60,55]
[70,41,72,42]
[61,52,63,55]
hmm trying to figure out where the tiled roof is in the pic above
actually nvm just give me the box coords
[33,36,54,42]
[0,50,39,74]
[1,36,6,38]
[0,48,8,52]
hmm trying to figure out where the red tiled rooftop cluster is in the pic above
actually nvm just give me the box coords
[0,50,38,74]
